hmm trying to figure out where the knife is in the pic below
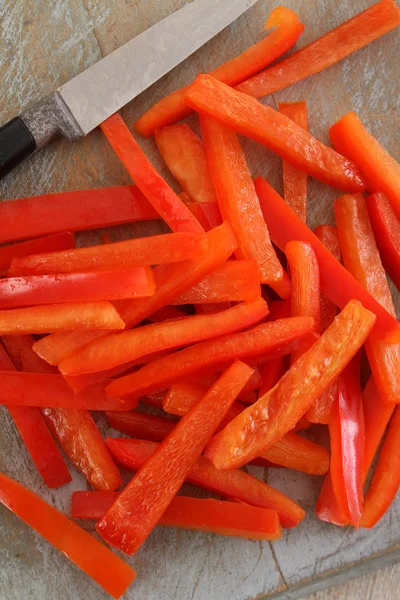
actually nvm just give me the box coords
[0,0,258,181]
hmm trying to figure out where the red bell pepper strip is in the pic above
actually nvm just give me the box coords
[0,473,136,598]
[200,115,290,297]
[258,358,286,397]
[188,201,223,231]
[0,301,124,335]
[185,76,366,192]
[205,300,376,470]
[134,6,304,137]
[0,268,155,310]
[138,391,166,409]
[0,185,157,244]
[33,330,112,366]
[194,302,232,315]
[278,101,308,222]
[106,437,305,528]
[172,261,261,304]
[285,241,320,361]
[63,361,138,394]
[100,114,203,234]
[9,232,208,276]
[335,193,400,404]
[254,176,400,341]
[330,111,400,220]
[237,0,400,98]
[0,372,129,411]
[366,192,400,291]
[155,124,218,205]
[0,343,71,488]
[149,306,188,323]
[0,232,75,276]
[163,381,254,417]
[316,475,349,527]
[106,316,314,399]
[1,335,122,491]
[72,491,282,541]
[360,406,400,528]
[329,356,364,527]
[97,362,254,553]
[107,410,177,442]
[59,298,268,376]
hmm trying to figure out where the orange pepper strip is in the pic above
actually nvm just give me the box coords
[9,232,208,276]
[0,343,71,488]
[155,124,218,204]
[105,317,314,399]
[335,193,400,404]
[97,362,254,553]
[254,176,400,341]
[0,473,136,598]
[2,335,121,491]
[237,0,400,98]
[188,201,223,231]
[286,241,320,362]
[200,115,291,297]
[360,406,400,528]
[278,101,308,222]
[105,437,305,528]
[59,299,269,376]
[205,300,376,470]
[101,114,203,233]
[366,192,400,292]
[72,491,281,541]
[134,7,304,137]
[172,261,261,304]
[185,76,366,192]
[330,111,400,220]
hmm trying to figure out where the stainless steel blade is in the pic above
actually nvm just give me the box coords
[58,0,258,135]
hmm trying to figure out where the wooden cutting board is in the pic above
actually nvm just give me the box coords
[0,1,399,599]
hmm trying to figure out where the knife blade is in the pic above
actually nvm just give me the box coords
[0,0,258,180]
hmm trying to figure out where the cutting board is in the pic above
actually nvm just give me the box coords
[0,1,400,599]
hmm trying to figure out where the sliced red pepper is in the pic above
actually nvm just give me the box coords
[329,356,364,527]
[163,381,254,416]
[106,316,314,399]
[107,410,177,442]
[258,358,286,397]
[366,192,400,291]
[134,6,304,137]
[237,0,400,98]
[138,391,166,409]
[0,343,71,488]
[101,114,203,234]
[106,437,305,528]
[0,268,154,310]
[0,372,129,411]
[254,176,400,341]
[2,335,121,491]
[149,306,188,323]
[33,330,112,366]
[59,298,268,376]
[286,241,320,361]
[330,111,400,219]
[278,101,308,222]
[188,201,223,231]
[9,232,208,276]
[72,491,281,541]
[97,362,254,553]
[63,361,138,394]
[185,76,366,192]
[316,475,349,527]
[0,185,157,244]
[0,302,124,335]
[205,300,376,470]
[172,261,261,304]
[194,302,232,315]
[0,232,75,276]
[155,124,217,204]
[335,193,400,404]
[0,473,136,598]
[360,406,400,528]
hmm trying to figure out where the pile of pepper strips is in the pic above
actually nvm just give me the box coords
[1,0,400,597]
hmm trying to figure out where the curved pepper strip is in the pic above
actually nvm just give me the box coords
[366,192,400,292]
[0,473,136,598]
[254,176,400,342]
[97,362,254,554]
[330,111,400,220]
[237,0,400,98]
[185,75,366,192]
[205,300,376,470]
[134,7,304,137]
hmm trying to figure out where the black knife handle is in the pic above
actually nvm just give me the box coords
[0,117,36,179]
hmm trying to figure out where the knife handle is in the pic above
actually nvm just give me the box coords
[0,117,36,179]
